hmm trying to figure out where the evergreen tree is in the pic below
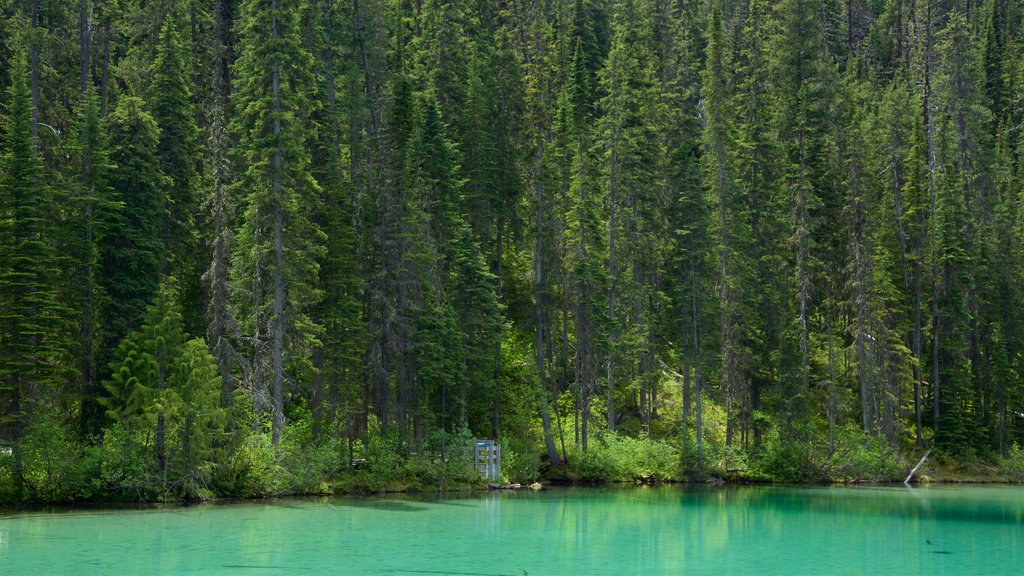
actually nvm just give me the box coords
[230,0,325,444]
[71,86,118,436]
[0,44,69,440]
[702,3,755,446]
[769,0,836,426]
[732,0,783,448]
[103,282,225,492]
[101,95,166,366]
[150,11,202,331]
[932,11,991,450]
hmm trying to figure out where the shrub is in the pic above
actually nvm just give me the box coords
[1000,444,1024,482]
[570,432,680,482]
[501,447,541,483]
[88,422,154,498]
[754,428,824,482]
[825,425,903,482]
[13,410,92,502]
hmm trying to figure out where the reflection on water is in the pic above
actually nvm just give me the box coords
[1,484,1022,575]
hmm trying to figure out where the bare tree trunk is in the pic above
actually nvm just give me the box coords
[80,1,90,96]
[29,0,40,143]
[692,270,703,469]
[99,17,111,116]
[923,0,940,435]
[533,118,560,466]
[270,5,286,445]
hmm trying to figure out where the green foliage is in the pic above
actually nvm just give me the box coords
[101,282,228,499]
[501,446,542,484]
[824,425,905,482]
[10,409,91,502]
[0,39,72,435]
[336,421,482,493]
[752,423,904,482]
[570,432,680,482]
[5,0,1024,499]
[1000,444,1024,482]
[755,428,825,482]
[86,422,153,499]
[230,0,325,444]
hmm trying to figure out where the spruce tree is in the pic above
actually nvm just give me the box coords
[732,0,782,448]
[0,44,69,439]
[150,11,202,331]
[702,3,754,446]
[101,96,166,371]
[769,0,836,426]
[104,281,225,491]
[72,86,119,435]
[230,0,324,444]
[103,282,185,481]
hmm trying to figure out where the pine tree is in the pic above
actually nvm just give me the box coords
[598,4,665,434]
[769,0,836,426]
[71,86,119,436]
[103,282,185,481]
[230,0,325,444]
[103,282,225,491]
[702,3,754,446]
[0,44,69,440]
[732,0,782,448]
[564,89,607,452]
[150,11,202,332]
[932,11,991,451]
[101,95,166,365]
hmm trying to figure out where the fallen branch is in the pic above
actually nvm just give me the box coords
[657,359,685,380]
[904,448,932,486]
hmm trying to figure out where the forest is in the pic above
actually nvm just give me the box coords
[1,0,1024,502]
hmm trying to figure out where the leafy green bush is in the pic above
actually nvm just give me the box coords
[825,425,903,482]
[754,428,824,482]
[501,447,541,483]
[88,422,154,498]
[1000,444,1024,482]
[753,424,904,482]
[570,432,680,482]
[13,410,92,502]
[275,418,347,494]
[332,422,482,494]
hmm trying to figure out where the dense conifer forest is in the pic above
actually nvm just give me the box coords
[1,0,1024,501]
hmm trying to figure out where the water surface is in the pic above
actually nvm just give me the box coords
[1,485,1022,575]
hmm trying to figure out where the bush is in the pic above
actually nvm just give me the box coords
[1000,444,1024,482]
[88,422,154,498]
[570,432,680,482]
[825,425,903,482]
[754,426,825,482]
[12,411,93,502]
[332,423,484,494]
[753,424,904,483]
[275,418,347,494]
[501,447,541,483]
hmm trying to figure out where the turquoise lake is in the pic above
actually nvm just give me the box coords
[1,485,1022,575]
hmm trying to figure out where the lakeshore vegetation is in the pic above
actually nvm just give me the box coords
[1,0,1024,502]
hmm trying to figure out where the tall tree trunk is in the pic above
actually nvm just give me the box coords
[534,126,560,466]
[493,214,504,439]
[80,1,90,96]
[29,0,40,143]
[270,6,286,445]
[99,18,111,116]
[923,0,940,435]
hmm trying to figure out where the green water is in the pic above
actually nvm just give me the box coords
[1,485,1022,575]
